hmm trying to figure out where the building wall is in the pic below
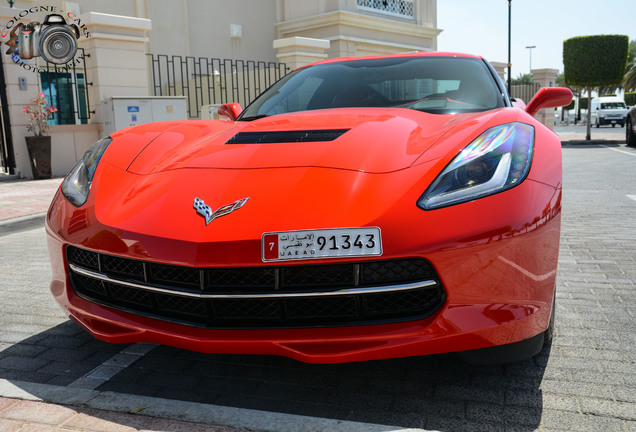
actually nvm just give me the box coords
[0,0,441,178]
[275,0,440,58]
[141,0,279,62]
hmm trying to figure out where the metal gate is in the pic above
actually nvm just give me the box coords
[147,54,289,119]
[510,82,541,104]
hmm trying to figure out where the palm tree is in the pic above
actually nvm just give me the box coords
[624,65,636,92]
[623,40,636,91]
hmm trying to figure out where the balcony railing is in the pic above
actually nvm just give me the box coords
[357,0,415,18]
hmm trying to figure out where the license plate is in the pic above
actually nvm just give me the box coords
[262,228,382,262]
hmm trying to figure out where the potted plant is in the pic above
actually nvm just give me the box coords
[23,92,57,179]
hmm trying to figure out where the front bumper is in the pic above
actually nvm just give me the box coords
[46,173,560,363]
[598,117,625,125]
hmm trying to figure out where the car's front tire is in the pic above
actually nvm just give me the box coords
[627,117,636,147]
[544,293,555,342]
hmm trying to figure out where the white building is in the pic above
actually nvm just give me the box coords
[1,1,442,178]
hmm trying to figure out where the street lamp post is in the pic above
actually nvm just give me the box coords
[526,45,536,75]
[507,0,511,94]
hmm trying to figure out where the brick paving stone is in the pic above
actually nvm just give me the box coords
[2,399,76,425]
[0,179,61,222]
[64,408,149,432]
[0,399,17,414]
[538,408,628,432]
[0,419,22,432]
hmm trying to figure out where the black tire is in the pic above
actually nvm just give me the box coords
[544,292,556,343]
[627,117,636,147]
[612,123,616,128]
[595,119,600,128]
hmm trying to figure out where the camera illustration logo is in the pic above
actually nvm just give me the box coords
[5,13,79,65]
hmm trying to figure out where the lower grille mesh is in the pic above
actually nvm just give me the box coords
[66,246,445,328]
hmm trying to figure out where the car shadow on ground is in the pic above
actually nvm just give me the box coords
[1,321,551,431]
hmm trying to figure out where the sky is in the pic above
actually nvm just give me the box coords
[437,0,636,78]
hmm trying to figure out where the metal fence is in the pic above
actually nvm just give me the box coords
[147,54,289,119]
[356,0,415,18]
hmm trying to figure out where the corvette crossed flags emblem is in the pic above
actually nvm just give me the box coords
[194,197,249,225]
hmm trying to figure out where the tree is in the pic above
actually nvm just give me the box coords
[512,73,533,85]
[623,39,636,91]
[625,67,636,92]
[563,35,629,140]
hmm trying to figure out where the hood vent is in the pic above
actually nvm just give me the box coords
[226,129,349,144]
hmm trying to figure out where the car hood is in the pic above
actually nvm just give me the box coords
[123,108,492,175]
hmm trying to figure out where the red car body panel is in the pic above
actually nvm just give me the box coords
[46,52,566,363]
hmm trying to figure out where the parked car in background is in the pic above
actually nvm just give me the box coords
[626,106,636,146]
[590,96,628,127]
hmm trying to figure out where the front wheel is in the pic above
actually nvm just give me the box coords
[544,292,556,342]
[627,118,636,147]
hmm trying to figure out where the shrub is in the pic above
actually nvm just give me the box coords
[563,35,629,87]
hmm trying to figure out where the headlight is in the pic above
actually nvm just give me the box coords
[61,137,112,207]
[418,123,534,210]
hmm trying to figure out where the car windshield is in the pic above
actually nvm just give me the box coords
[600,102,626,109]
[239,56,505,120]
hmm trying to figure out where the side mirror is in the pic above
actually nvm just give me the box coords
[218,103,243,121]
[525,87,572,117]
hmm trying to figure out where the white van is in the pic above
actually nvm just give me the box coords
[590,96,628,127]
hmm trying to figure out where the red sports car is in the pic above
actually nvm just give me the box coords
[46,52,572,364]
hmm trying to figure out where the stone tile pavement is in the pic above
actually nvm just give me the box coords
[0,176,61,223]
[0,397,242,432]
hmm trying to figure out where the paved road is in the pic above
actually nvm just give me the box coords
[0,143,635,431]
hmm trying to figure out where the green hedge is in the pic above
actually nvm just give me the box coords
[563,35,629,87]
[626,92,636,106]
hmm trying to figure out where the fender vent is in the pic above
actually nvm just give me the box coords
[226,129,349,144]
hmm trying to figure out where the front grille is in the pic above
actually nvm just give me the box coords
[66,246,445,328]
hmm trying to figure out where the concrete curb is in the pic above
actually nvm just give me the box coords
[0,213,46,237]
[561,139,626,146]
[0,379,422,432]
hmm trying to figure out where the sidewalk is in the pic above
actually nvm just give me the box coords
[555,124,626,145]
[0,396,242,432]
[0,175,62,236]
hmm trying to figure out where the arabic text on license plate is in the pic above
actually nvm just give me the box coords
[262,228,382,261]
